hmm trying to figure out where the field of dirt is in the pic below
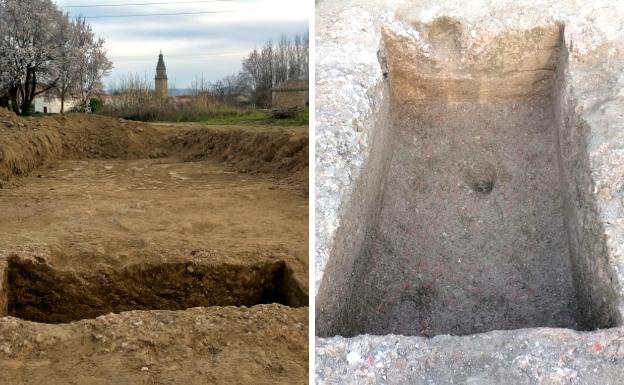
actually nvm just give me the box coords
[0,109,308,384]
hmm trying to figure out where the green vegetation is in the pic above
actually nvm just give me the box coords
[89,98,104,113]
[197,108,309,126]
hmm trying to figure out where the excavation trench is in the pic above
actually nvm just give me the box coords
[317,22,621,337]
[4,257,306,324]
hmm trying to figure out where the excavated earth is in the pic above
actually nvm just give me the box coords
[0,109,308,384]
[316,0,624,384]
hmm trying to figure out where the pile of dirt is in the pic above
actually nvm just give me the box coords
[165,126,309,191]
[0,109,64,186]
[56,114,165,160]
[0,108,308,189]
[0,109,163,186]
[0,305,308,385]
[166,127,308,175]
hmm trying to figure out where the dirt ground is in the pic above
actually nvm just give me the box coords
[0,110,309,384]
[0,158,307,268]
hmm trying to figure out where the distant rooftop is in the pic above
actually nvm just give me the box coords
[272,79,308,92]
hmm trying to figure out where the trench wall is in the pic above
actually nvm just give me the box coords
[7,257,307,324]
[316,82,393,337]
[552,45,622,329]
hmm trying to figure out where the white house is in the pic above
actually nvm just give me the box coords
[33,95,78,114]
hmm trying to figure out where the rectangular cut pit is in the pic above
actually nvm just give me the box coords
[316,22,620,337]
[356,98,578,336]
[6,257,306,323]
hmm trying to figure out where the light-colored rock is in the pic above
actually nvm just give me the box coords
[315,0,624,383]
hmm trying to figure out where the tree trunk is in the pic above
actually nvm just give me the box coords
[20,69,34,115]
[9,86,20,115]
[60,89,65,114]
[0,93,9,109]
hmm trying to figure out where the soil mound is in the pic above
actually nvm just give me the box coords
[165,126,309,192]
[166,127,308,176]
[0,110,163,186]
[0,110,64,186]
[56,113,165,160]
[0,108,308,189]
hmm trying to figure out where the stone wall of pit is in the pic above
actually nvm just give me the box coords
[316,81,392,336]
[553,46,622,329]
[316,0,624,382]
[316,0,624,325]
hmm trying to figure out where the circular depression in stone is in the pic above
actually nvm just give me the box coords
[464,162,496,194]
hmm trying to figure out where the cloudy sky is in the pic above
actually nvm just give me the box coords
[54,0,309,89]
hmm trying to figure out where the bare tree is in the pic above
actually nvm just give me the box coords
[56,15,75,114]
[0,0,112,115]
[274,36,289,87]
[55,15,94,114]
[234,33,309,108]
[0,0,65,115]
[111,73,152,107]
[71,18,113,112]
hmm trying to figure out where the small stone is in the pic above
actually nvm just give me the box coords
[187,265,195,273]
[346,351,361,365]
[141,366,149,371]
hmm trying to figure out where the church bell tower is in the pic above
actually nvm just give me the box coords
[155,51,168,99]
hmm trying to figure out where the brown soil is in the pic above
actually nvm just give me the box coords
[0,305,307,385]
[0,110,308,189]
[0,158,307,266]
[0,109,308,384]
[8,256,306,324]
[158,122,309,191]
[0,110,164,185]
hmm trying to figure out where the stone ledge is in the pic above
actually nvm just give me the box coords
[316,327,624,384]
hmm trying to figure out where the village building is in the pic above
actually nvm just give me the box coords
[271,79,308,109]
[173,95,193,105]
[33,93,77,114]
